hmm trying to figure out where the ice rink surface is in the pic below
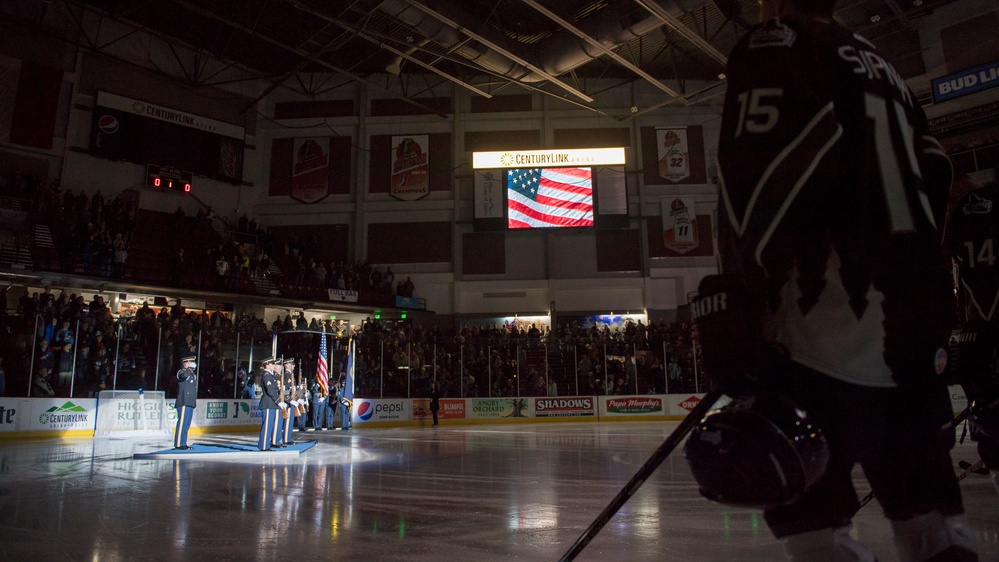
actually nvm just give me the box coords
[0,421,996,561]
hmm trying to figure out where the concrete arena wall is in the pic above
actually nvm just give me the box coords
[0,387,971,439]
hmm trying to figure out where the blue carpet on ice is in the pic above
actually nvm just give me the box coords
[134,440,317,459]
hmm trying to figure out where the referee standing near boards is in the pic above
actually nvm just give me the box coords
[173,354,197,450]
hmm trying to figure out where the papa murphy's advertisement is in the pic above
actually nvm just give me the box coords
[534,397,596,418]
[603,396,663,416]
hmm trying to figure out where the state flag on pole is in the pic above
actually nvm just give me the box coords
[341,338,354,408]
[317,332,329,394]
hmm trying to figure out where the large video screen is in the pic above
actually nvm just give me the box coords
[506,167,594,229]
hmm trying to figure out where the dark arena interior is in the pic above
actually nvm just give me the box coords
[0,0,998,560]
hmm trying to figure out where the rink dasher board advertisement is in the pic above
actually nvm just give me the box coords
[534,397,596,418]
[0,388,973,436]
[195,399,263,427]
[0,398,98,433]
[100,396,263,431]
[353,399,411,423]
[600,396,664,417]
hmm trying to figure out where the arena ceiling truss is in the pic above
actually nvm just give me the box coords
[5,0,961,118]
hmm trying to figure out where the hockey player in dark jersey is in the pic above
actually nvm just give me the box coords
[946,179,999,497]
[706,0,979,559]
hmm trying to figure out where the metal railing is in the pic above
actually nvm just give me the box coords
[3,314,707,400]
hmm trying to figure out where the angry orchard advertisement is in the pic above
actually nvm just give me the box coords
[469,398,527,419]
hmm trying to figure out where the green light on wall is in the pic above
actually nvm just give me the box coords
[401,312,407,319]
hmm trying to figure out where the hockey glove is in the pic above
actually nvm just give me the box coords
[691,274,784,396]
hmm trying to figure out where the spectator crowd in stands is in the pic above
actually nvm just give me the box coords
[0,172,695,402]
[0,171,418,307]
[0,291,703,402]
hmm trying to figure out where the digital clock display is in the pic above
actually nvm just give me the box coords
[145,164,193,193]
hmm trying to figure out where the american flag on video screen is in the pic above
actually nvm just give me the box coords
[317,334,329,394]
[507,167,593,228]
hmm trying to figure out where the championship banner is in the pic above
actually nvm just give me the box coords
[474,170,503,218]
[390,135,430,200]
[662,197,698,254]
[656,127,690,183]
[219,137,244,181]
[291,137,331,204]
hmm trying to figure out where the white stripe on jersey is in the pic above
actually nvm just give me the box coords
[962,277,999,323]
[719,102,842,265]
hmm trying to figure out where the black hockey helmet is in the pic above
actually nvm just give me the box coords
[683,392,829,509]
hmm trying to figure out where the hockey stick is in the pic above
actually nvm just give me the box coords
[558,388,723,562]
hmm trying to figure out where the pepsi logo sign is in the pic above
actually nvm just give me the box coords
[355,401,406,421]
[98,115,119,134]
[356,400,374,421]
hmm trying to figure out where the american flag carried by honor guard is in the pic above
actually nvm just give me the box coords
[317,331,329,395]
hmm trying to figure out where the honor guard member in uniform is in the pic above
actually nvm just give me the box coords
[257,358,281,451]
[324,379,338,430]
[271,359,287,449]
[310,377,326,431]
[295,373,309,432]
[700,0,979,559]
[173,354,197,450]
[281,358,297,445]
[336,372,352,430]
[329,377,340,428]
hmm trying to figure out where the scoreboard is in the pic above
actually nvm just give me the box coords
[145,164,193,193]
